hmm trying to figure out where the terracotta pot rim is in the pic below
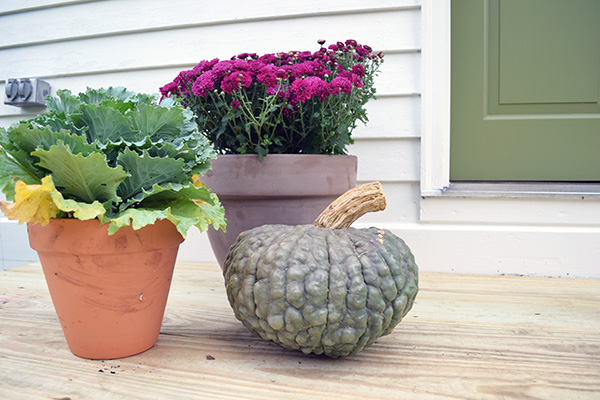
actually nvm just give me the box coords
[28,218,184,255]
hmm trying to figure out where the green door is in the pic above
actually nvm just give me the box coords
[450,0,600,181]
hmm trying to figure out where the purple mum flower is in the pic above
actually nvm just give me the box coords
[233,59,250,70]
[257,72,277,88]
[192,71,216,97]
[231,99,241,110]
[338,70,353,80]
[351,73,364,88]
[290,62,313,78]
[258,53,277,64]
[221,73,239,94]
[309,77,329,100]
[275,68,288,79]
[212,60,235,79]
[221,71,253,94]
[159,81,178,99]
[238,71,253,89]
[290,78,315,103]
[351,64,366,77]
[192,58,219,75]
[356,45,369,57]
[248,60,265,74]
[330,76,353,95]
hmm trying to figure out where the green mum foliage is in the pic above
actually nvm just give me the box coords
[0,87,226,236]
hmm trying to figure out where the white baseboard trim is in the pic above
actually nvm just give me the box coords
[3,220,598,278]
[354,222,600,278]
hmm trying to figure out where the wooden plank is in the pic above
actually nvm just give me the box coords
[0,262,598,399]
[0,0,419,47]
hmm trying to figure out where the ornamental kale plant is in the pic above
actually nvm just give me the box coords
[0,87,226,236]
[160,39,384,158]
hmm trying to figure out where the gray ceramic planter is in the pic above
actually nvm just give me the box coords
[201,154,357,269]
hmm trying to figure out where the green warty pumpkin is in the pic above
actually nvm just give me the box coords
[223,221,418,358]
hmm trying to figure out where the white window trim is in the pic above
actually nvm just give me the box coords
[419,0,600,226]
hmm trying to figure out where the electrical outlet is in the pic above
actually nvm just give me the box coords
[4,78,51,107]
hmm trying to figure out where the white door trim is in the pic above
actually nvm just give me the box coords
[420,0,451,197]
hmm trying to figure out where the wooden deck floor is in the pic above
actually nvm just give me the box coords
[0,262,599,399]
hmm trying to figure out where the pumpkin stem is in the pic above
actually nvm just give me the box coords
[314,181,387,229]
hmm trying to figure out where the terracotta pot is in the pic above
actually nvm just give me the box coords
[201,154,357,268]
[27,218,184,359]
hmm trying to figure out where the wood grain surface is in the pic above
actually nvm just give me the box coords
[0,262,598,399]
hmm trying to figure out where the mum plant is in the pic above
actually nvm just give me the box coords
[160,39,384,158]
[0,87,226,236]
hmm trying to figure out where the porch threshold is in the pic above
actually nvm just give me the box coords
[438,181,600,200]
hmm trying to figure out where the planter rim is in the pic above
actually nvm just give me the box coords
[27,218,184,255]
[212,153,357,158]
[203,154,358,197]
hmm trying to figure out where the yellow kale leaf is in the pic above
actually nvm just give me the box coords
[0,176,59,225]
[191,174,205,188]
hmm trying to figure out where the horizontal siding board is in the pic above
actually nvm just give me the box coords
[374,52,421,96]
[0,10,419,78]
[1,0,420,48]
[351,137,420,182]
[1,95,422,140]
[0,219,38,270]
[0,50,419,120]
[353,96,421,139]
[356,181,420,224]
[0,99,47,124]
[0,114,41,128]
[0,66,190,120]
[0,50,417,96]
[0,0,94,15]
[0,48,416,85]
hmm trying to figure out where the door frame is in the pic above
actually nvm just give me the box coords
[421,0,452,197]
[419,0,600,225]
